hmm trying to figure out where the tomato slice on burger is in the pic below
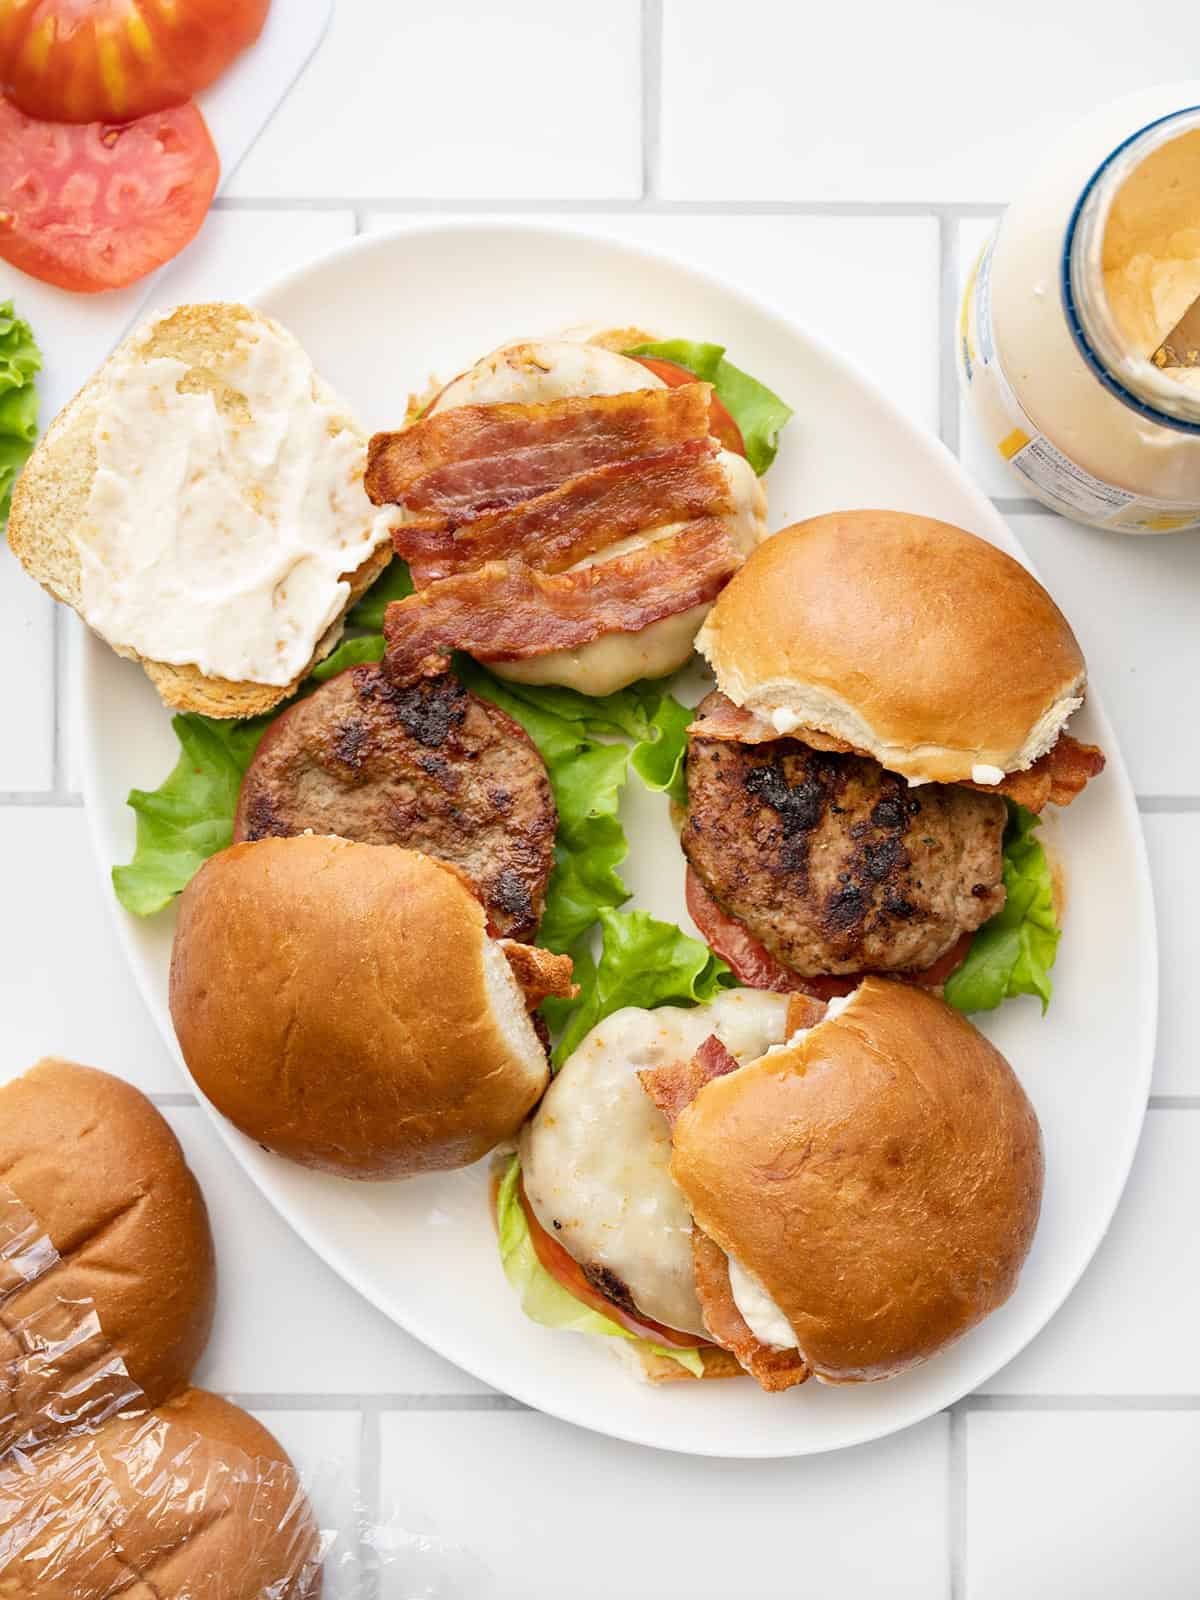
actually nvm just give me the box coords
[519,1181,706,1351]
[0,97,219,292]
[0,0,270,125]
[630,354,747,459]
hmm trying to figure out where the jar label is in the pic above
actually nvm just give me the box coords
[961,233,1200,533]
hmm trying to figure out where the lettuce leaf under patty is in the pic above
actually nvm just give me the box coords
[549,907,732,1068]
[495,1152,704,1378]
[943,803,1060,1015]
[0,301,41,531]
[624,339,792,475]
[629,692,692,808]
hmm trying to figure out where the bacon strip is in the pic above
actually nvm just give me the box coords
[689,695,1104,812]
[396,440,731,585]
[500,941,577,1010]
[961,735,1106,812]
[366,385,713,515]
[691,1228,809,1392]
[638,1034,741,1128]
[383,520,739,685]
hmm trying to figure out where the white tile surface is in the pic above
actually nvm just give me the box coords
[378,1411,949,1599]
[966,1410,1200,1598]
[1003,513,1200,799]
[168,1106,492,1399]
[56,209,356,794]
[980,1112,1200,1394]
[660,2,1199,202]
[228,0,642,200]
[1144,816,1200,1096]
[0,808,178,1093]
[0,544,54,791]
[364,211,941,431]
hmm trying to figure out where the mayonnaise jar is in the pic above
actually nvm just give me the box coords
[960,87,1200,533]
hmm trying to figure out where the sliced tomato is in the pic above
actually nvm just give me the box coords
[0,97,218,292]
[0,0,270,125]
[519,1181,706,1351]
[630,354,747,459]
[685,866,974,999]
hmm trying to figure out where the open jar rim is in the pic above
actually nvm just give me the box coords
[1062,104,1200,435]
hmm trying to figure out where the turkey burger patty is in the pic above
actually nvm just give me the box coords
[233,664,556,940]
[683,691,1007,978]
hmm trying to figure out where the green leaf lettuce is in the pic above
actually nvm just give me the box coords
[625,339,792,474]
[0,301,41,531]
[495,1153,703,1377]
[943,803,1060,1015]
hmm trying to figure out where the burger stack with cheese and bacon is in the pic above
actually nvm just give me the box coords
[365,328,786,694]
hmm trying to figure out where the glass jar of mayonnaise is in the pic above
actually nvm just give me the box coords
[960,87,1200,533]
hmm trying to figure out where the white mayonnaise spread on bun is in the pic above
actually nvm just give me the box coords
[971,763,1007,785]
[520,989,789,1337]
[425,335,768,695]
[726,1255,799,1350]
[77,316,391,687]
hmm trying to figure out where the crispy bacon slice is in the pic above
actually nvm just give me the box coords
[500,941,578,1010]
[961,735,1106,812]
[638,1034,742,1128]
[366,385,714,517]
[691,1228,810,1392]
[688,695,1105,812]
[383,520,740,685]
[396,440,731,585]
[786,992,829,1034]
[687,693,858,751]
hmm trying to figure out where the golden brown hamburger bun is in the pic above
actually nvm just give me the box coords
[694,510,1086,785]
[0,1388,322,1599]
[0,1059,215,1437]
[169,836,551,1179]
[670,978,1044,1384]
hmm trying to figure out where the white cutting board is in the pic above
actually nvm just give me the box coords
[0,0,333,421]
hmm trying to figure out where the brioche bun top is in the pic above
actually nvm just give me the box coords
[694,510,1086,784]
[670,978,1044,1383]
[0,1058,215,1430]
[169,835,550,1179]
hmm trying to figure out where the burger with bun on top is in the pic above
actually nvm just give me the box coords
[682,510,1105,1011]
[499,978,1043,1387]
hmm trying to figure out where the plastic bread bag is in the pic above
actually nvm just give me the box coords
[0,1056,498,1597]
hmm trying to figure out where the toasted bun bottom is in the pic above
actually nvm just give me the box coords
[671,979,1044,1383]
[169,837,549,1179]
[696,510,1087,784]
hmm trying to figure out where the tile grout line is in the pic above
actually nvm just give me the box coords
[641,0,663,200]
[948,1403,967,1600]
[937,214,960,457]
[210,194,1005,218]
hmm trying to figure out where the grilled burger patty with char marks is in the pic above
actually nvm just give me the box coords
[683,692,1007,977]
[233,666,556,941]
